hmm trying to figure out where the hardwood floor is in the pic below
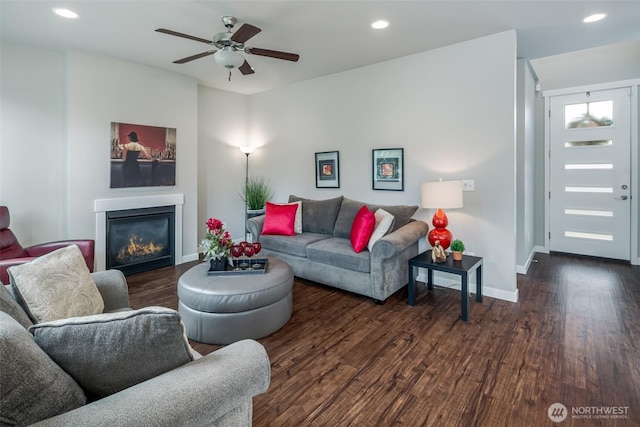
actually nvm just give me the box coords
[127,253,640,426]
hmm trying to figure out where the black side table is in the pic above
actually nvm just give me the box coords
[408,250,483,321]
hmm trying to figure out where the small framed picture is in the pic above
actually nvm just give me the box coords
[315,151,340,188]
[372,148,404,191]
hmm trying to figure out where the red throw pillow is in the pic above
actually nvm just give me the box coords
[350,206,375,253]
[262,202,298,236]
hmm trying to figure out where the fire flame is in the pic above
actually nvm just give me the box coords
[116,234,164,261]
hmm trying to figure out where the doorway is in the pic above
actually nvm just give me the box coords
[547,87,632,260]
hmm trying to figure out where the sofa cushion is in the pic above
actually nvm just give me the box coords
[9,245,104,324]
[1,284,33,328]
[307,238,370,273]
[260,232,330,258]
[289,195,343,235]
[262,202,298,236]
[0,312,86,426]
[333,198,418,237]
[29,307,194,398]
[350,206,375,253]
[367,208,395,252]
[366,202,418,232]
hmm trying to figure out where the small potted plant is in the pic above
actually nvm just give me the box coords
[240,176,274,216]
[450,239,465,261]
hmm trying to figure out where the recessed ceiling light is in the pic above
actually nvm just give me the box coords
[52,8,79,19]
[582,13,606,23]
[371,20,389,30]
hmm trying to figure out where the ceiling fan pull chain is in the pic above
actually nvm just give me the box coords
[228,70,232,81]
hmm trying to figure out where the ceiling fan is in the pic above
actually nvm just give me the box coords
[156,16,300,81]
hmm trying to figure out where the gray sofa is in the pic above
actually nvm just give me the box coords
[248,196,429,303]
[1,270,270,427]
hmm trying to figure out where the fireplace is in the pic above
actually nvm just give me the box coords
[106,206,175,275]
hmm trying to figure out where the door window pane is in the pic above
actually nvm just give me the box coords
[564,140,612,147]
[565,100,613,128]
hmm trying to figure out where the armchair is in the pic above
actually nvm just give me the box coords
[1,269,271,426]
[0,206,94,284]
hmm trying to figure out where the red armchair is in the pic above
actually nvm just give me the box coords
[0,206,95,284]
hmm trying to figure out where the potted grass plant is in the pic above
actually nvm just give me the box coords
[240,176,274,215]
[450,239,465,261]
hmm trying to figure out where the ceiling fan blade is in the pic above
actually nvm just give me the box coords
[238,60,255,75]
[156,28,212,45]
[173,51,216,64]
[247,47,299,62]
[231,23,261,44]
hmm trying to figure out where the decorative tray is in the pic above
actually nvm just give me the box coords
[207,258,268,275]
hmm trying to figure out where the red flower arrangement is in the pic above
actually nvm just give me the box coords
[200,218,234,261]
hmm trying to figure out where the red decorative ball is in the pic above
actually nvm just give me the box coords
[428,228,452,250]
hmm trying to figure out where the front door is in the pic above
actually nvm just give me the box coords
[549,87,631,260]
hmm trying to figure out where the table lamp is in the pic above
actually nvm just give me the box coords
[421,179,463,251]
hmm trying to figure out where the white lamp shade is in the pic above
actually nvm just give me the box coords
[214,47,245,69]
[239,146,256,154]
[421,180,463,209]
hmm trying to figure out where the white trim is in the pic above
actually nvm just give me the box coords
[630,85,639,266]
[415,273,518,303]
[542,79,640,97]
[93,194,184,271]
[516,247,537,275]
[544,94,551,254]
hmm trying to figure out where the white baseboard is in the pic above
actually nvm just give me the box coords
[516,248,538,275]
[534,245,548,254]
[415,273,519,303]
[180,252,199,263]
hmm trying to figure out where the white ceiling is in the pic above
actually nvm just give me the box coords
[2,1,639,95]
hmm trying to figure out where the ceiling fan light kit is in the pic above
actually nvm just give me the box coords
[215,47,245,69]
[156,15,299,81]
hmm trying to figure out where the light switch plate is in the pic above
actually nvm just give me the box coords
[462,179,475,192]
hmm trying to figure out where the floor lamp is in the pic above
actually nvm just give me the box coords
[421,179,463,251]
[240,146,256,239]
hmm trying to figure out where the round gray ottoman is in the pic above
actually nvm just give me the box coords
[177,256,293,345]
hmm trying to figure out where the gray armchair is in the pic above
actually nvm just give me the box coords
[1,270,271,427]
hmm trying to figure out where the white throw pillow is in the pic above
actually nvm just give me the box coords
[8,245,104,323]
[367,209,395,251]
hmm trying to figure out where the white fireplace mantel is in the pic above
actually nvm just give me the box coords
[94,194,184,271]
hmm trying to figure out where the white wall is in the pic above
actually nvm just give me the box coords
[0,43,67,243]
[1,44,203,264]
[531,40,640,92]
[516,59,537,273]
[244,31,519,300]
[197,86,248,240]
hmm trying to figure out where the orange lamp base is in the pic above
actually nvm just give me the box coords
[427,208,452,250]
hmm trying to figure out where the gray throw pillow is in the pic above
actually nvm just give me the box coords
[9,245,104,323]
[0,312,86,426]
[333,198,366,238]
[0,284,33,328]
[333,197,418,237]
[29,307,195,397]
[289,195,343,235]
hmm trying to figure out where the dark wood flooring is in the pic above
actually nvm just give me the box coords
[126,253,640,426]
